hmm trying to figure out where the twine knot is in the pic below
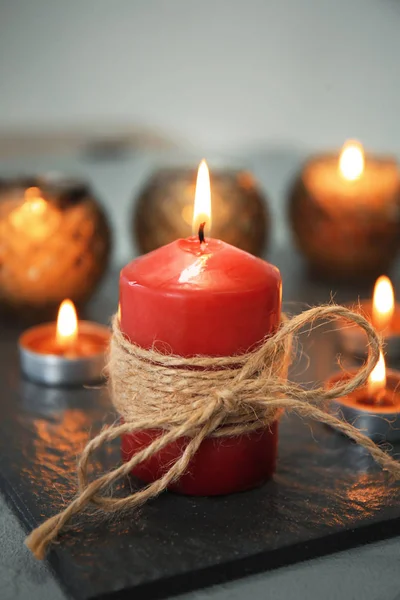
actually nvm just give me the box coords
[25,304,400,560]
[215,389,237,412]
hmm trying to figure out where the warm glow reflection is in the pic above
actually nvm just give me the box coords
[178,254,210,283]
[56,299,78,347]
[372,275,394,331]
[24,187,47,214]
[368,351,386,397]
[338,140,365,181]
[192,159,212,237]
[10,187,48,233]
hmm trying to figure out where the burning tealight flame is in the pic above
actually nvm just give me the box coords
[56,299,78,347]
[368,351,386,398]
[192,159,212,239]
[338,140,365,181]
[372,275,394,331]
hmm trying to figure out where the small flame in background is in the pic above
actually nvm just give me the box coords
[372,275,394,331]
[10,187,47,232]
[56,299,78,347]
[368,350,386,397]
[338,140,365,181]
[192,159,212,237]
[24,187,47,214]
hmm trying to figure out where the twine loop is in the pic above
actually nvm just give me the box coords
[25,304,400,560]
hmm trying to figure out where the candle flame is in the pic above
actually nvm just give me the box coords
[56,299,78,347]
[192,159,212,238]
[372,275,394,331]
[368,351,386,397]
[338,140,364,181]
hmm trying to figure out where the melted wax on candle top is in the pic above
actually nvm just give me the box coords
[329,372,400,413]
[23,325,109,358]
[124,237,280,292]
[356,388,396,409]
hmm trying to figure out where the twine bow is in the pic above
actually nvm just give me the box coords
[26,305,400,560]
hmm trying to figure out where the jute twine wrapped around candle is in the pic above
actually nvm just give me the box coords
[26,305,400,560]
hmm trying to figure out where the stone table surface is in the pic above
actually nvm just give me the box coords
[2,492,400,600]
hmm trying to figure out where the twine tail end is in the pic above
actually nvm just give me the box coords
[25,514,62,560]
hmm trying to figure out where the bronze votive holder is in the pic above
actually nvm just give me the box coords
[133,167,270,257]
[288,153,400,282]
[0,175,111,320]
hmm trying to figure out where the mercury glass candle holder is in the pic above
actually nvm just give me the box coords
[288,153,400,281]
[0,176,111,319]
[133,167,270,257]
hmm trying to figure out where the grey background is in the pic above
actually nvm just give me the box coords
[1,0,400,154]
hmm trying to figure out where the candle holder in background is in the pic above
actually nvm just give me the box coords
[288,142,400,282]
[0,176,111,320]
[327,355,400,443]
[133,167,270,257]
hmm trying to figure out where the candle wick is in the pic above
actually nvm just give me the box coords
[198,222,206,244]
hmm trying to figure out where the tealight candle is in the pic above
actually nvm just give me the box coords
[289,140,400,281]
[19,300,110,386]
[338,276,400,362]
[329,352,400,442]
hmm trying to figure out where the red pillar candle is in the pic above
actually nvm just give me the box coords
[120,161,282,496]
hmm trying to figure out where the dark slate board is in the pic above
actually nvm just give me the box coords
[1,270,400,600]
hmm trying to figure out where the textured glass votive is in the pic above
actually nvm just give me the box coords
[133,167,270,257]
[289,154,400,281]
[0,175,111,320]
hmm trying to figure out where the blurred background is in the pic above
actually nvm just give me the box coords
[1,0,399,266]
